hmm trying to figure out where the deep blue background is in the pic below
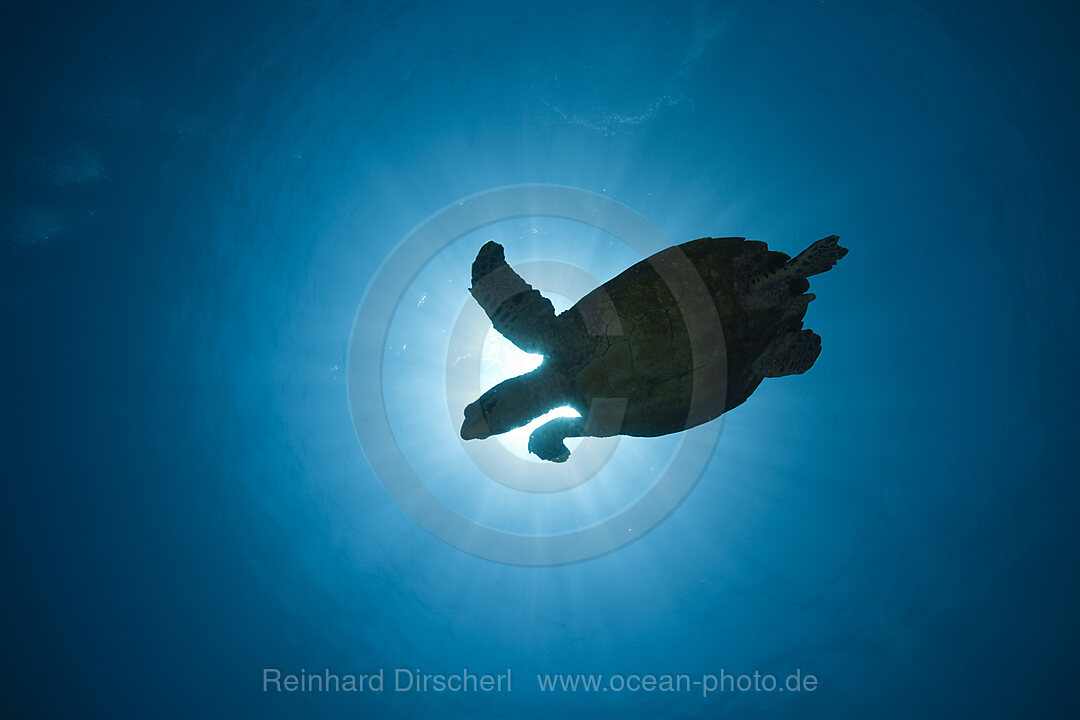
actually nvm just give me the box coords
[3,1,1077,717]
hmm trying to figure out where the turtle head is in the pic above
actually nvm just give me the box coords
[460,398,495,440]
[460,367,559,440]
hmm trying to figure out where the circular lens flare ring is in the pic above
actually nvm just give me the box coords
[349,184,724,566]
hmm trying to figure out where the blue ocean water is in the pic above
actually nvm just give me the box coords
[3,1,1077,717]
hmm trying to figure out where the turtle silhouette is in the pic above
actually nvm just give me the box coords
[460,235,847,462]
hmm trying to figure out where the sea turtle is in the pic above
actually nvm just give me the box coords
[460,235,847,462]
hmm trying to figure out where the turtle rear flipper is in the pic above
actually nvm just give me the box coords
[470,241,560,356]
[753,329,822,378]
[746,235,846,309]
[788,235,848,278]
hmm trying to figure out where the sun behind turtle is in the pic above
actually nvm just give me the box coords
[460,235,847,462]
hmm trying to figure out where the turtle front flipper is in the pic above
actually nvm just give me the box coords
[470,241,559,356]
